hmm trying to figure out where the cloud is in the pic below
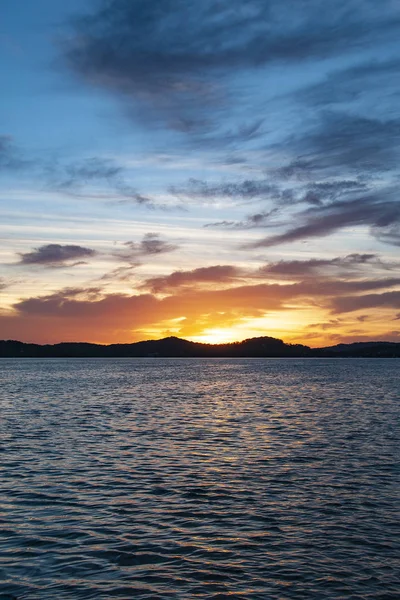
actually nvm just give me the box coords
[298,58,400,110]
[18,244,96,267]
[248,193,400,248]
[292,278,400,298]
[0,282,289,343]
[11,281,293,326]
[195,172,394,242]
[141,265,242,293]
[231,109,400,247]
[141,258,400,296]
[0,135,30,171]
[170,177,281,203]
[258,253,380,278]
[62,0,400,131]
[2,260,400,342]
[203,179,366,229]
[50,157,122,189]
[47,157,156,207]
[172,176,358,208]
[183,174,368,229]
[115,233,179,264]
[373,224,400,247]
[100,265,138,283]
[296,112,400,173]
[332,291,400,314]
[205,209,280,229]
[0,141,161,208]
[0,277,9,290]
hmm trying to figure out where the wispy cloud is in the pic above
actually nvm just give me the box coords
[0,277,9,290]
[0,144,162,208]
[62,0,400,133]
[0,136,31,171]
[170,177,280,203]
[116,233,179,264]
[257,253,381,278]
[247,193,400,248]
[46,157,157,207]
[141,265,242,293]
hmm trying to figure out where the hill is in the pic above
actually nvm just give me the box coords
[1,336,399,358]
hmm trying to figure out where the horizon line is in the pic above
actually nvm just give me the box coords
[1,335,398,350]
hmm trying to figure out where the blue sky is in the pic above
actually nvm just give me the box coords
[1,0,400,345]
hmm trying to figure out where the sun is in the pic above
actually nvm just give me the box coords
[189,328,239,345]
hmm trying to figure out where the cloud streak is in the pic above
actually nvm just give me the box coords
[46,157,157,207]
[116,233,179,263]
[258,253,382,278]
[248,194,400,248]
[0,135,30,171]
[63,0,400,132]
[141,265,243,293]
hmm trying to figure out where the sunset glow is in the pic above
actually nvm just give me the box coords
[1,1,399,347]
[189,329,244,345]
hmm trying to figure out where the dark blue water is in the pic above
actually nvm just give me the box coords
[0,359,399,599]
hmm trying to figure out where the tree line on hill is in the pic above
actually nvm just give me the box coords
[1,336,400,358]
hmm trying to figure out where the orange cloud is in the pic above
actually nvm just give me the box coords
[1,270,400,345]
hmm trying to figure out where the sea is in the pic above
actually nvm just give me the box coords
[0,358,399,599]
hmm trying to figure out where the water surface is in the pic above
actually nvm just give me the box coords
[0,358,399,599]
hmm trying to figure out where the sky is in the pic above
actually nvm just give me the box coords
[1,0,400,347]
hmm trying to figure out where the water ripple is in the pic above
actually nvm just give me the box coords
[0,358,399,599]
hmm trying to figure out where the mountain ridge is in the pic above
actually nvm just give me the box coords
[1,336,399,358]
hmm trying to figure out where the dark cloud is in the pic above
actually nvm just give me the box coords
[296,112,400,173]
[271,159,316,182]
[304,180,367,200]
[181,176,361,207]
[18,244,96,267]
[199,175,370,231]
[299,58,400,109]
[258,253,379,278]
[181,175,367,225]
[63,0,400,130]
[332,291,400,314]
[293,278,400,298]
[141,265,242,293]
[116,233,178,263]
[248,194,400,248]
[236,109,400,246]
[373,224,400,247]
[139,255,400,295]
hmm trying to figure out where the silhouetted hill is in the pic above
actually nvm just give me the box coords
[1,336,399,358]
[316,341,400,358]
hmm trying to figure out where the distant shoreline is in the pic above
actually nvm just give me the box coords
[1,336,399,358]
